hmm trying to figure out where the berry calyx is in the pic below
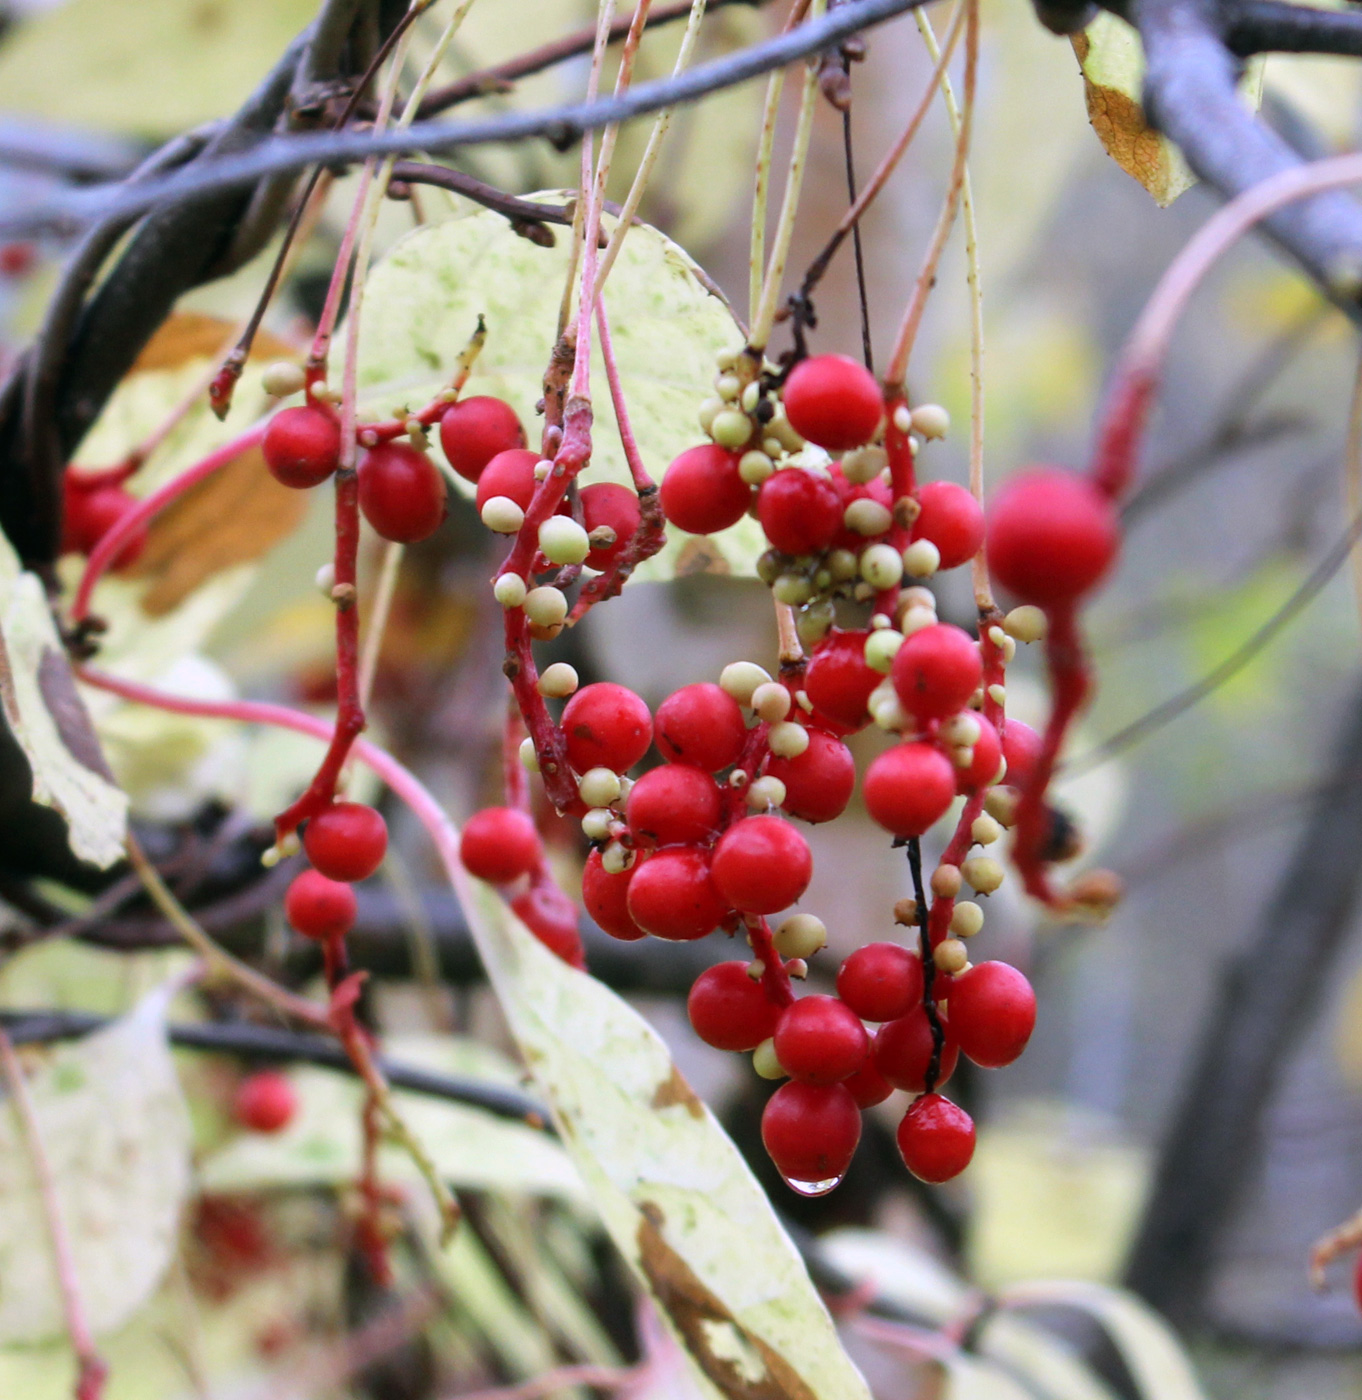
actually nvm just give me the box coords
[358,442,448,543]
[687,962,783,1051]
[757,468,843,556]
[863,742,957,838]
[764,728,855,824]
[948,960,1037,1068]
[660,444,751,535]
[896,1093,975,1183]
[561,683,653,773]
[911,480,985,570]
[474,447,539,514]
[263,405,341,489]
[773,995,869,1083]
[626,765,722,847]
[438,396,526,482]
[626,848,731,941]
[761,1080,861,1186]
[582,847,644,940]
[234,1070,297,1134]
[654,683,748,772]
[837,942,924,1023]
[302,802,388,882]
[580,482,641,569]
[890,623,983,723]
[710,815,812,914]
[781,355,883,451]
[459,806,542,884]
[284,869,358,941]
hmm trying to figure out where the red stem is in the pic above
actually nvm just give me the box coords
[876,392,916,615]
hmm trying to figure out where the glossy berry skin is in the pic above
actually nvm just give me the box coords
[284,869,358,941]
[359,442,448,542]
[954,713,1003,792]
[474,447,539,513]
[263,405,341,489]
[61,481,147,567]
[874,1006,958,1092]
[302,802,388,883]
[582,848,644,940]
[459,806,542,884]
[439,396,526,482]
[897,1093,975,1183]
[765,729,855,824]
[761,1080,862,1185]
[986,468,1120,606]
[626,765,721,847]
[891,623,983,723]
[804,630,879,732]
[660,444,750,535]
[627,848,730,941]
[655,683,748,772]
[511,883,584,967]
[781,354,883,452]
[911,480,986,570]
[844,1054,894,1109]
[687,961,783,1051]
[773,996,869,1084]
[561,683,653,773]
[234,1070,297,1134]
[949,961,1037,1068]
[757,468,842,557]
[711,816,812,915]
[1001,719,1042,788]
[863,742,957,838]
[580,482,641,569]
[837,943,924,1023]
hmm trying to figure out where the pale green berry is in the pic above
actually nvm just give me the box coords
[860,543,904,590]
[579,767,622,807]
[826,548,859,582]
[962,856,1004,894]
[539,516,591,566]
[493,572,528,608]
[752,1038,786,1080]
[711,409,752,450]
[524,586,568,627]
[600,841,634,875]
[774,913,827,959]
[481,495,525,534]
[951,901,985,937]
[740,381,762,414]
[773,573,812,606]
[941,713,982,747]
[720,661,772,705]
[840,445,887,484]
[911,403,950,439]
[900,606,936,637]
[902,539,941,578]
[262,361,306,397]
[752,682,792,722]
[844,498,893,536]
[796,602,833,647]
[581,808,613,840]
[1004,605,1048,643]
[971,813,1002,846]
[864,628,905,673]
[537,662,579,698]
[745,775,786,810]
[716,373,742,402]
[519,737,540,773]
[698,397,726,434]
[739,450,775,485]
[315,562,336,595]
[768,721,809,759]
[892,404,912,433]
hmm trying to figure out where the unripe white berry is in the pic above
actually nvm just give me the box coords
[1002,636,1018,663]
[539,516,591,566]
[774,913,827,959]
[911,403,950,439]
[892,404,912,433]
[766,411,804,452]
[952,745,976,770]
[482,495,525,534]
[984,786,1019,827]
[494,572,528,608]
[751,682,792,722]
[768,721,810,759]
[741,381,762,414]
[716,347,739,372]
[762,437,785,459]
[787,958,809,980]
[752,1038,786,1080]
[844,497,893,537]
[519,737,540,772]
[262,361,306,398]
[315,562,336,595]
[931,863,962,899]
[826,548,859,582]
[581,808,613,840]
[840,444,887,484]
[796,603,833,647]
[951,901,984,937]
[870,687,909,732]
[941,713,982,747]
[962,856,1004,894]
[860,543,903,590]
[745,775,787,809]
[716,373,742,402]
[711,408,752,450]
[902,585,937,613]
[864,629,905,674]
[1004,605,1048,643]
[972,813,1002,846]
[524,586,568,628]
[579,767,622,807]
[902,539,941,578]
[746,959,765,981]
[773,574,812,606]
[601,841,635,875]
[698,397,726,434]
[988,683,1007,707]
[739,450,775,485]
[934,938,969,974]
[537,662,579,698]
[901,606,937,637]
[719,661,772,705]
[534,459,552,481]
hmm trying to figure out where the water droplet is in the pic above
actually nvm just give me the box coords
[781,1173,843,1198]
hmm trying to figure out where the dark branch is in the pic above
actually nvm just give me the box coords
[1225,0,1362,57]
[389,161,576,242]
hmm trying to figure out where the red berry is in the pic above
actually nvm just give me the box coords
[1001,719,1042,788]
[654,683,747,772]
[358,441,448,543]
[511,884,584,967]
[460,806,542,884]
[659,444,750,534]
[61,481,147,567]
[475,447,539,514]
[626,765,721,847]
[948,961,1037,1068]
[954,713,1003,793]
[0,242,36,278]
[911,480,985,570]
[582,847,644,940]
[263,405,340,489]
[234,1070,297,1134]
[302,802,388,882]
[863,742,957,838]
[804,629,879,732]
[986,468,1120,605]
[874,1006,958,1092]
[580,482,641,569]
[761,1080,861,1186]
[284,869,358,941]
[561,683,653,773]
[626,848,730,941]
[837,943,924,1023]
[756,468,843,557]
[891,623,982,723]
[710,816,812,915]
[844,1054,894,1109]
[773,995,869,1084]
[896,1093,975,1183]
[781,354,883,452]
[765,728,855,824]
[687,962,783,1051]
[439,396,526,482]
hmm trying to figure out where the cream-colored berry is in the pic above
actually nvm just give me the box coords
[579,767,622,807]
[720,661,772,705]
[728,769,749,788]
[826,548,859,582]
[481,495,525,534]
[934,938,969,974]
[773,573,812,606]
[1002,635,1017,663]
[539,516,591,566]
[900,606,937,637]
[951,901,984,937]
[753,1038,786,1080]
[538,662,579,698]
[901,585,937,614]
[984,787,1019,827]
[768,721,810,759]
[310,379,332,401]
[534,459,552,481]
[746,959,765,981]
[741,381,762,414]
[262,361,306,398]
[774,913,827,959]
[987,684,1007,707]
[892,404,912,433]
[1004,605,1048,643]
[865,628,905,673]
[911,403,950,440]
[601,841,635,875]
[841,444,888,484]
[871,612,893,630]
[716,347,739,372]
[844,498,893,536]
[698,397,725,434]
[787,958,809,980]
[860,543,904,590]
[746,775,787,810]
[870,688,909,732]
[902,539,941,578]
[797,604,834,647]
[931,864,962,899]
[519,737,540,773]
[739,450,775,485]
[581,807,613,840]
[962,856,1004,894]
[752,682,792,723]
[893,896,919,926]
[315,562,336,595]
[952,745,976,770]
[711,408,752,450]
[524,586,568,628]
[493,572,528,608]
[716,372,742,402]
[767,412,804,451]
[795,689,813,712]
[762,437,785,459]
[972,813,1002,846]
[941,712,982,747]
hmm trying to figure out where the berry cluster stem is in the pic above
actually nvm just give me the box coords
[906,837,945,1094]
